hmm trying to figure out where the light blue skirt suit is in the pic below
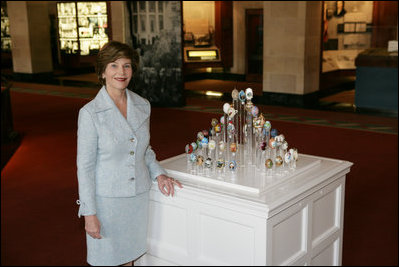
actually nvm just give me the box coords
[76,86,166,266]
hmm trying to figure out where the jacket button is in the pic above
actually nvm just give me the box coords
[130,151,135,155]
[130,177,135,181]
[130,138,135,142]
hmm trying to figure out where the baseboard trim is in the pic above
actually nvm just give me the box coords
[254,91,320,108]
[184,72,246,82]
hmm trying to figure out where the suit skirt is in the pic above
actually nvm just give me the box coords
[86,191,149,266]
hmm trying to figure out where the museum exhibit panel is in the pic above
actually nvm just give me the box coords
[321,1,398,111]
[1,2,12,68]
[56,1,110,68]
[182,1,232,71]
[322,1,375,73]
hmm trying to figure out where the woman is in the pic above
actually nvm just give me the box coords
[76,41,182,266]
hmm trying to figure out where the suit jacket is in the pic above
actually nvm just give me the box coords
[76,86,166,217]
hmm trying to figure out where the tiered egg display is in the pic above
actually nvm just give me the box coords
[185,88,299,177]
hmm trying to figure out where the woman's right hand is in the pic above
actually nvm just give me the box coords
[84,215,102,239]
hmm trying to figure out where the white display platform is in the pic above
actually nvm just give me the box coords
[161,153,321,195]
[136,153,353,266]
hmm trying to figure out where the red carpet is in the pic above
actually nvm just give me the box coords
[1,91,398,266]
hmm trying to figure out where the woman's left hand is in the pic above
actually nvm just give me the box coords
[156,174,183,197]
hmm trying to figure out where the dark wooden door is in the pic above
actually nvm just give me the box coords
[371,1,398,48]
[245,9,263,82]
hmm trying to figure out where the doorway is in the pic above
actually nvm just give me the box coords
[245,9,263,82]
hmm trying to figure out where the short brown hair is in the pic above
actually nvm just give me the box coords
[96,41,140,86]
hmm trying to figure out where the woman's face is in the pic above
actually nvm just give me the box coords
[103,57,132,92]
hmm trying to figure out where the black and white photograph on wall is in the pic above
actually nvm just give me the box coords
[127,1,184,107]
[334,1,347,17]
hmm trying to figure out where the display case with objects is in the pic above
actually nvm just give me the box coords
[1,3,11,52]
[56,1,110,67]
[1,2,12,68]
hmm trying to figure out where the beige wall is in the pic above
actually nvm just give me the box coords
[8,1,53,74]
[232,1,322,95]
[304,1,322,94]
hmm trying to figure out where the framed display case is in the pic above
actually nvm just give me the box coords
[1,1,12,68]
[1,3,11,52]
[183,46,221,63]
[57,1,111,67]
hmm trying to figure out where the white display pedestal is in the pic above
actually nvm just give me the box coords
[136,153,353,266]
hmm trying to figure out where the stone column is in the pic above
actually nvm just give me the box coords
[8,1,53,77]
[110,1,127,43]
[262,1,321,106]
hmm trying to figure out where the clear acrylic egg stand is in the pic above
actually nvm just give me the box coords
[162,153,321,195]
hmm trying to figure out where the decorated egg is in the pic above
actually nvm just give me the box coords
[201,137,209,145]
[208,140,216,150]
[264,121,271,130]
[190,153,197,163]
[290,148,299,161]
[281,141,288,150]
[209,127,215,137]
[278,134,285,142]
[260,141,267,150]
[269,137,276,148]
[196,155,204,166]
[211,118,218,127]
[196,140,202,149]
[253,118,262,128]
[284,151,292,163]
[231,89,239,100]
[227,123,235,135]
[271,128,278,138]
[251,106,259,117]
[197,131,204,140]
[228,107,237,119]
[275,155,283,166]
[216,158,225,168]
[293,149,299,161]
[245,88,253,100]
[228,160,237,171]
[205,158,213,168]
[218,141,225,151]
[230,142,237,153]
[275,135,284,146]
[214,123,221,133]
[185,144,193,154]
[223,103,231,114]
[265,159,273,169]
[202,129,209,138]
[238,90,246,102]
[191,142,197,151]
[220,116,225,125]
[258,113,265,127]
